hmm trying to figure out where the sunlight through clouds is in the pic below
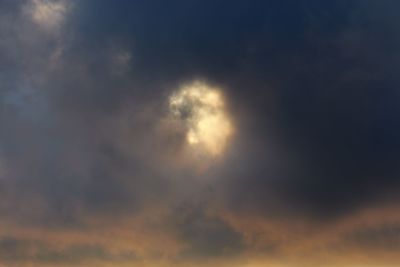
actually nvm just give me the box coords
[169,81,234,157]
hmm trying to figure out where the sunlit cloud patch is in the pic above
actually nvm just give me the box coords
[169,81,234,157]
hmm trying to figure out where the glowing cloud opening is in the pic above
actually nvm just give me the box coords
[169,81,233,156]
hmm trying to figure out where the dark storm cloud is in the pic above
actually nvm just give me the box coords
[70,0,400,217]
[92,0,400,217]
[272,0,400,216]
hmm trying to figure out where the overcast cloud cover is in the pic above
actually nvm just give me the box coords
[1,0,400,266]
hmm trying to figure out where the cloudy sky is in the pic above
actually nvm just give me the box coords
[1,0,400,266]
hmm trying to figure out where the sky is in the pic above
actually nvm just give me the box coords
[1,0,400,266]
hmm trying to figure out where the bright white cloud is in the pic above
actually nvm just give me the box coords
[169,81,234,156]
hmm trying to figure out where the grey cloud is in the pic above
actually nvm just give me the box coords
[345,223,400,250]
[172,203,244,259]
[0,236,136,264]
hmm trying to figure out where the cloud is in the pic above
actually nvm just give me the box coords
[27,0,70,32]
[173,204,244,258]
[0,236,136,264]
[1,0,400,266]
[345,224,400,250]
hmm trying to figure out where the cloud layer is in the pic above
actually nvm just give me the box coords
[1,0,400,266]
